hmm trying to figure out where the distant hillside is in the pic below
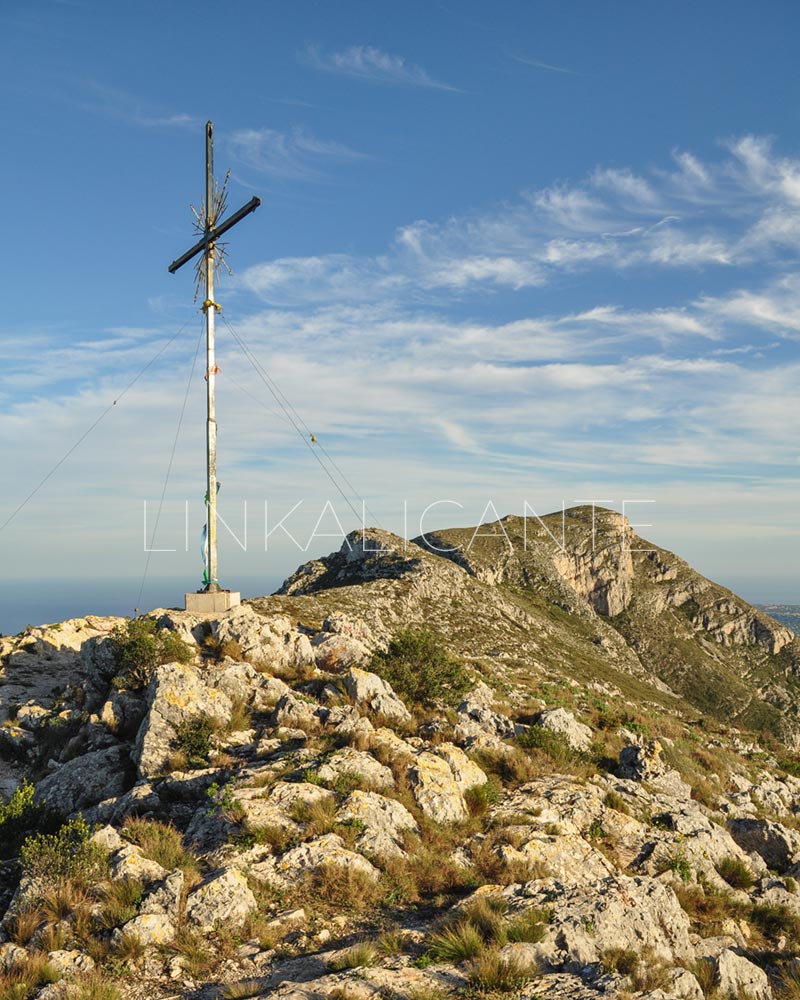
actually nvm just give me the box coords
[273,505,800,745]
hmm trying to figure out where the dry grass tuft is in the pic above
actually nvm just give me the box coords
[121,817,200,878]
[466,948,539,991]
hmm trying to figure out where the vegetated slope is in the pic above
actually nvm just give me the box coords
[271,505,800,745]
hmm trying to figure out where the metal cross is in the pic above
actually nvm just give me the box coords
[169,120,260,594]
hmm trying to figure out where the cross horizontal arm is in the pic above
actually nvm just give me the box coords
[168,196,262,274]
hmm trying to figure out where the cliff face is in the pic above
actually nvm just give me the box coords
[411,505,800,742]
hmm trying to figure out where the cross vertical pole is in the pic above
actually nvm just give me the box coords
[204,121,219,592]
[169,119,260,612]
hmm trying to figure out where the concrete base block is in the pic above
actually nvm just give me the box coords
[185,590,241,613]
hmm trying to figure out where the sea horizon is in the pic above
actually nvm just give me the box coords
[1,574,796,640]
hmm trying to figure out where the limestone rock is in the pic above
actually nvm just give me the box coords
[109,844,168,884]
[269,692,322,731]
[616,745,693,799]
[185,868,257,932]
[114,913,175,946]
[46,951,95,977]
[33,746,132,815]
[99,690,146,738]
[505,873,693,969]
[90,825,125,852]
[409,751,468,823]
[434,743,488,793]
[212,607,314,671]
[317,748,394,790]
[268,780,337,812]
[276,833,380,881]
[455,683,520,742]
[134,661,233,777]
[666,967,705,1000]
[727,818,800,873]
[139,869,184,919]
[343,668,411,724]
[0,943,28,971]
[312,633,372,671]
[535,708,593,752]
[337,790,418,858]
[714,949,772,1000]
[214,660,289,711]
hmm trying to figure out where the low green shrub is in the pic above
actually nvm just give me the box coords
[427,922,484,962]
[19,816,107,892]
[665,852,692,883]
[109,617,193,689]
[370,628,471,707]
[0,781,56,858]
[174,713,215,768]
[601,947,639,974]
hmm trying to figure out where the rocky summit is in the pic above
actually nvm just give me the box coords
[2,505,800,1000]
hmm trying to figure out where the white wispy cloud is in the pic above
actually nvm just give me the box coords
[303,45,460,91]
[235,136,800,305]
[75,81,200,130]
[226,127,363,181]
[510,53,578,76]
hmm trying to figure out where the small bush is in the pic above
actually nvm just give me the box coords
[167,928,215,977]
[716,855,754,890]
[109,617,193,689]
[290,797,338,837]
[471,746,537,787]
[462,896,508,942]
[6,906,43,946]
[370,629,471,707]
[114,930,146,962]
[20,815,107,892]
[665,852,692,883]
[299,862,383,914]
[73,974,122,1000]
[41,881,90,923]
[0,953,59,1000]
[776,964,800,1000]
[587,819,606,840]
[466,948,539,991]
[0,782,53,858]
[377,929,407,955]
[677,883,743,936]
[173,713,215,768]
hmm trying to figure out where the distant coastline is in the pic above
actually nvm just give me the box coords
[757,604,800,635]
[0,575,281,637]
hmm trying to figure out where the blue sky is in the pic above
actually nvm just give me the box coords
[3,0,800,631]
